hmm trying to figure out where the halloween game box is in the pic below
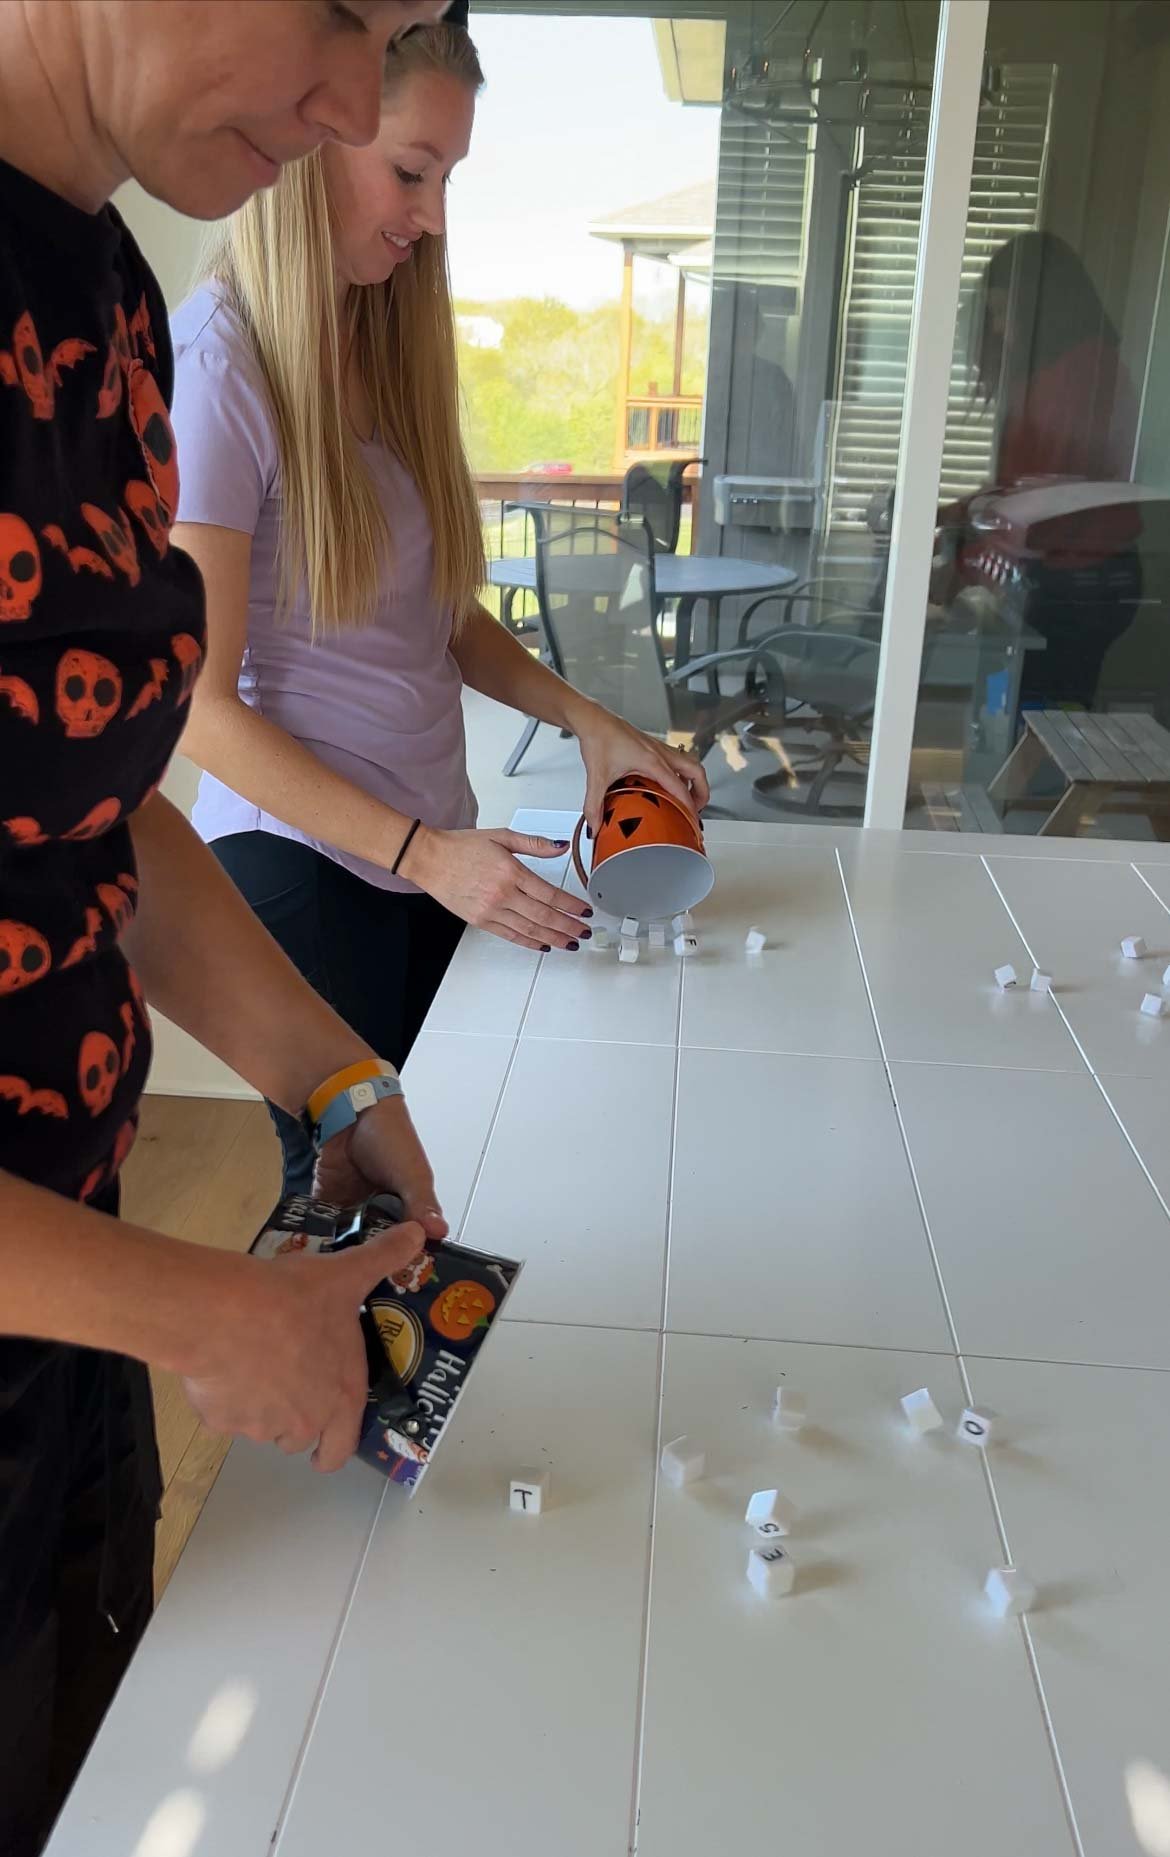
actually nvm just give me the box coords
[250,1193,522,1490]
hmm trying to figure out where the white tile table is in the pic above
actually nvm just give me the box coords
[48,819,1170,1857]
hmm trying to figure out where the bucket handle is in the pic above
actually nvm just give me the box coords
[570,812,591,893]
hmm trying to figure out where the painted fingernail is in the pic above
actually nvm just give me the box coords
[579,927,592,939]
[554,839,570,849]
[582,905,594,917]
[541,944,551,952]
[567,940,580,952]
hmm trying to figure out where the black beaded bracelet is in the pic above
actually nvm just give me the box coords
[391,817,421,876]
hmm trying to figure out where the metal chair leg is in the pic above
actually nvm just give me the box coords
[503,715,541,777]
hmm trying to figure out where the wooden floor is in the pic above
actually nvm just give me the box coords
[121,1094,281,1597]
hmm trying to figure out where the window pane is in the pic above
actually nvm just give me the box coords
[456,4,940,824]
[904,0,1170,842]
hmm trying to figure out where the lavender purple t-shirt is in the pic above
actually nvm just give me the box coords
[169,285,476,894]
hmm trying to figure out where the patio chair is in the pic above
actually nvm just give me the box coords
[747,624,881,815]
[501,508,789,787]
[620,457,704,555]
[729,581,993,817]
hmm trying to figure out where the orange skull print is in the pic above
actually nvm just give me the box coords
[125,481,170,558]
[78,1030,120,1117]
[60,875,137,971]
[128,294,156,361]
[96,880,135,934]
[126,657,169,718]
[62,796,121,841]
[0,1075,68,1119]
[0,669,38,721]
[172,632,203,703]
[3,817,48,846]
[118,1000,137,1072]
[81,503,141,585]
[0,311,94,420]
[95,338,122,419]
[61,906,103,970]
[77,1114,139,1203]
[0,920,51,993]
[56,648,123,737]
[42,521,114,581]
[128,365,179,519]
[0,513,41,619]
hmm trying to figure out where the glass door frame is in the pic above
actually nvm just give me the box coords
[862,0,991,828]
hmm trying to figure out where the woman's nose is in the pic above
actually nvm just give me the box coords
[411,182,446,238]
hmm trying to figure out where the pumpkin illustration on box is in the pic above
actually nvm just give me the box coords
[249,1192,521,1490]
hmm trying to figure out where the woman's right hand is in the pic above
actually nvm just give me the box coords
[400,824,592,951]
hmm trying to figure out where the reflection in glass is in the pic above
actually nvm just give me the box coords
[908,0,1170,841]
[698,1,941,820]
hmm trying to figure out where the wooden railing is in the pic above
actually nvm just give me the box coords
[473,470,696,623]
[474,470,626,507]
[624,394,703,457]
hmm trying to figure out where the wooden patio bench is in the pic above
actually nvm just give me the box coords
[988,707,1170,837]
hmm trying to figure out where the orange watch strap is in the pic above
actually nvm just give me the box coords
[306,1059,388,1127]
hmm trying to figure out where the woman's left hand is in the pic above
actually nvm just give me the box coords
[574,705,710,835]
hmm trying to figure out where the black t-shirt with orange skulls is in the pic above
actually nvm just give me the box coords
[0,158,205,1200]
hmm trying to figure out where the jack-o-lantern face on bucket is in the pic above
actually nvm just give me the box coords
[0,514,41,621]
[0,920,51,994]
[78,1031,120,1117]
[56,649,122,738]
[572,775,713,922]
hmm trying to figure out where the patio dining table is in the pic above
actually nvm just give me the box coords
[488,552,799,671]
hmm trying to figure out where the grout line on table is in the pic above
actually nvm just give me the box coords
[662,1326,959,1358]
[446,946,546,1241]
[504,1316,1170,1372]
[1079,1073,1170,1230]
[1131,862,1170,915]
[267,1480,390,1852]
[625,924,686,1855]
[972,860,1092,1857]
[979,856,1103,1081]
[1014,1611,1089,1857]
[836,841,1084,1851]
[962,1347,1170,1374]
[833,848,964,1358]
[683,1040,1081,1077]
[501,1312,662,1335]
[981,857,1170,1231]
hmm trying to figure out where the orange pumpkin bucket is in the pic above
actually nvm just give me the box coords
[571,775,715,921]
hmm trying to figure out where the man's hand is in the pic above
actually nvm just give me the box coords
[182,1222,428,1472]
[313,1093,449,1244]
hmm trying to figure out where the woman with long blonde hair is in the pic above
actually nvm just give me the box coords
[171,18,705,1196]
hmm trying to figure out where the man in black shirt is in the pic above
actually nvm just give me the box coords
[0,3,452,1851]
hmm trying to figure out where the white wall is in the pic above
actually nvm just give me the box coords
[117,184,256,1099]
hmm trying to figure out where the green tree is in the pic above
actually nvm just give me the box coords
[456,294,708,475]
